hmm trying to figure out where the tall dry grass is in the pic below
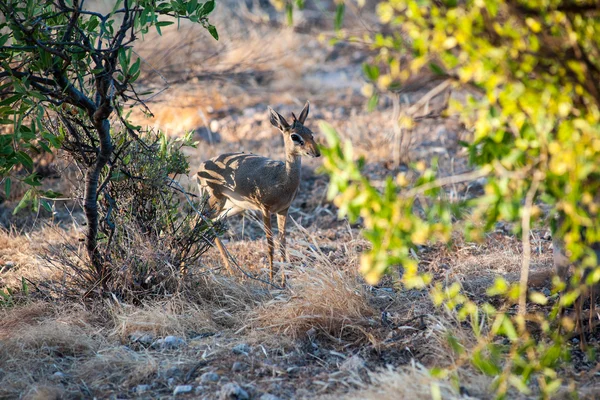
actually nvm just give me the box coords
[253,229,376,342]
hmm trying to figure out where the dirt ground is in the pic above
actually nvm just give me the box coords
[1,1,599,399]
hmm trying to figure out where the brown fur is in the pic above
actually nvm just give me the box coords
[196,102,320,285]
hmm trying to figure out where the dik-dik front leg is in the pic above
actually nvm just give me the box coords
[262,212,275,282]
[277,209,289,286]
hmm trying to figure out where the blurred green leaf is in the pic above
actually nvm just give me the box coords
[334,3,345,31]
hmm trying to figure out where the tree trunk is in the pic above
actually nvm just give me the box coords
[84,101,113,288]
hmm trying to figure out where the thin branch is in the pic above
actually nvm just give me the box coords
[518,173,542,315]
[402,167,491,199]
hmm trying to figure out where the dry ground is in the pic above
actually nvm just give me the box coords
[1,2,599,399]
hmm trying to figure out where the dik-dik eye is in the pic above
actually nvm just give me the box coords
[291,134,304,145]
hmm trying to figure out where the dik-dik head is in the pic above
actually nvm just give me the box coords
[268,102,320,158]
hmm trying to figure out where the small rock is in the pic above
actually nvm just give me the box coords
[231,361,246,373]
[3,261,15,268]
[259,394,281,400]
[168,378,177,388]
[135,384,151,394]
[152,335,186,350]
[219,383,249,400]
[232,343,250,355]
[49,371,66,381]
[129,331,154,347]
[200,372,220,383]
[195,385,205,394]
[542,287,551,296]
[242,107,258,118]
[339,355,365,373]
[165,367,184,379]
[173,385,193,396]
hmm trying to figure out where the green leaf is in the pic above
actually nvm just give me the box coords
[156,21,174,28]
[22,174,42,187]
[363,63,380,81]
[296,0,305,9]
[319,121,340,148]
[207,25,219,40]
[286,2,293,26]
[186,0,199,14]
[129,57,141,77]
[41,198,52,213]
[13,188,33,215]
[334,3,345,31]
[202,0,215,15]
[118,48,129,72]
[4,177,10,198]
[0,34,9,48]
[87,16,99,31]
[429,62,445,76]
[15,151,33,171]
[0,95,21,107]
[367,93,379,112]
[21,277,29,296]
[472,349,501,376]
[42,190,63,199]
[500,316,518,341]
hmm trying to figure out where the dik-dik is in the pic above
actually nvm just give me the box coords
[196,102,320,286]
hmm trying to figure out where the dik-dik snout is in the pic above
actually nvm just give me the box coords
[289,129,320,158]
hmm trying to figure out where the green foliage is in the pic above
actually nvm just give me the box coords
[320,0,600,397]
[0,0,220,287]
[0,277,30,307]
[54,128,223,300]
[0,0,218,211]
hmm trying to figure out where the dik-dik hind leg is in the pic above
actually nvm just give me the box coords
[200,189,234,276]
[214,237,233,275]
[262,212,275,282]
[276,210,289,286]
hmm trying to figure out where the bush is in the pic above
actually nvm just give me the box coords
[320,0,600,397]
[46,129,224,301]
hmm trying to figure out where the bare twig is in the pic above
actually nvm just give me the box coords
[518,173,542,315]
[402,167,491,199]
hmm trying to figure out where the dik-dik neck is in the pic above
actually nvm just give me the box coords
[284,147,302,186]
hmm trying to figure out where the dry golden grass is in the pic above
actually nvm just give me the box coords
[0,226,82,289]
[331,363,466,400]
[0,302,105,396]
[109,297,217,340]
[253,237,376,342]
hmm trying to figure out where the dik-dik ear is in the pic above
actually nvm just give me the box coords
[297,101,309,124]
[268,106,290,131]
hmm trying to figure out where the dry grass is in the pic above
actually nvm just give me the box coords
[331,363,467,400]
[0,226,81,290]
[0,302,105,397]
[253,237,376,342]
[109,297,217,340]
